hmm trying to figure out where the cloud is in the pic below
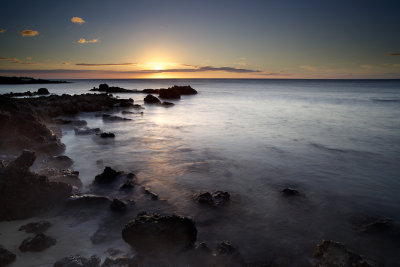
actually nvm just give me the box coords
[387,53,400,56]
[0,57,20,63]
[76,62,136,66]
[71,17,85,25]
[165,65,261,73]
[78,38,98,44]
[0,29,5,34]
[26,56,32,61]
[62,62,71,65]
[299,65,318,71]
[21,30,39,37]
[361,65,373,69]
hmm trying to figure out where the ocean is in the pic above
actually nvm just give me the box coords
[1,79,400,265]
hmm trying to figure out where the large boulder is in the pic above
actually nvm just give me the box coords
[37,88,50,95]
[0,150,72,221]
[19,233,56,252]
[144,94,161,104]
[122,212,197,257]
[0,246,16,266]
[53,255,101,267]
[168,85,197,95]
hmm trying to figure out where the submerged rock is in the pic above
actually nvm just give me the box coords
[110,198,127,212]
[0,150,72,221]
[100,132,115,138]
[313,240,371,267]
[94,167,121,184]
[74,127,101,135]
[19,220,52,234]
[280,188,300,196]
[102,114,131,122]
[0,246,16,266]
[162,101,175,107]
[122,212,197,257]
[143,187,159,200]
[19,233,56,252]
[358,218,394,233]
[144,94,161,104]
[53,255,101,267]
[194,191,230,207]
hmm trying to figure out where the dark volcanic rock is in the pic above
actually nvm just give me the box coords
[142,89,159,94]
[122,212,197,257]
[37,88,50,95]
[53,255,101,267]
[90,84,136,93]
[313,240,371,267]
[194,191,230,207]
[19,220,52,234]
[19,233,56,252]
[94,167,120,184]
[168,85,197,95]
[0,150,72,221]
[74,127,101,135]
[159,88,181,99]
[100,132,115,138]
[0,246,16,266]
[280,188,299,196]
[144,94,161,104]
[110,198,127,212]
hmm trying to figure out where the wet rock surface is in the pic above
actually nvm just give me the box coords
[0,245,16,266]
[0,150,72,221]
[313,240,371,267]
[53,255,101,267]
[19,220,52,234]
[194,191,230,206]
[122,212,197,257]
[162,101,175,106]
[144,94,161,104]
[19,233,56,252]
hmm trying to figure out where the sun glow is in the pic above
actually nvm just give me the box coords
[148,62,164,70]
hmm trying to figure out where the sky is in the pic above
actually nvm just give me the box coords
[0,0,400,79]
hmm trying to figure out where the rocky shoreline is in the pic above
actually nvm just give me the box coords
[0,85,385,266]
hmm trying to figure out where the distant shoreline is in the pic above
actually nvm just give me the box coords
[0,76,70,85]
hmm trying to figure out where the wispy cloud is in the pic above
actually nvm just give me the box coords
[21,30,39,37]
[71,17,85,25]
[299,65,318,71]
[361,65,373,69]
[387,53,400,56]
[78,38,98,44]
[1,57,39,65]
[76,62,136,66]
[165,65,260,73]
[62,62,71,65]
[0,29,5,34]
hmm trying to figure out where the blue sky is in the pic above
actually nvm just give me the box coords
[1,0,400,78]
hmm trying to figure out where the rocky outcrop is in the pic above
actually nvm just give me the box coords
[38,168,82,189]
[0,150,72,221]
[194,191,230,207]
[19,220,52,234]
[119,173,136,190]
[0,246,16,266]
[94,167,121,184]
[53,255,101,267]
[159,88,181,99]
[313,240,371,267]
[168,85,197,95]
[2,88,50,97]
[47,155,74,169]
[122,212,197,257]
[144,94,161,104]
[19,233,56,252]
[90,83,136,93]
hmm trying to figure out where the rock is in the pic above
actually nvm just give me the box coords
[142,89,159,94]
[74,127,101,135]
[0,246,16,266]
[53,119,87,127]
[194,191,230,206]
[37,88,50,95]
[144,94,161,104]
[358,218,394,233]
[162,101,175,107]
[47,155,74,169]
[19,220,52,234]
[215,241,245,267]
[53,255,101,267]
[100,132,115,138]
[90,84,135,93]
[159,89,181,99]
[0,150,72,221]
[67,194,112,206]
[280,188,299,196]
[94,167,120,184]
[313,240,371,267]
[101,257,135,267]
[122,212,197,257]
[169,85,197,95]
[102,114,131,122]
[143,187,159,200]
[120,173,136,190]
[132,104,144,109]
[39,168,82,188]
[19,233,56,252]
[110,198,127,212]
[106,248,123,257]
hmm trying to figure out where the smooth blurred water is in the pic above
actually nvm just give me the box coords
[1,79,400,265]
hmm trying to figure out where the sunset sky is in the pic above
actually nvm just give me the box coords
[1,0,400,79]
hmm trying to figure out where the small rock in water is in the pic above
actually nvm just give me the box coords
[19,220,52,234]
[100,132,115,138]
[194,191,230,206]
[144,94,161,104]
[162,101,175,107]
[53,255,101,267]
[120,173,136,190]
[74,127,101,135]
[19,233,56,252]
[94,167,120,184]
[110,198,127,212]
[0,246,16,266]
[37,88,50,95]
[280,188,300,196]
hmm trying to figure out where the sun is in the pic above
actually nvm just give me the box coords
[148,62,164,70]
